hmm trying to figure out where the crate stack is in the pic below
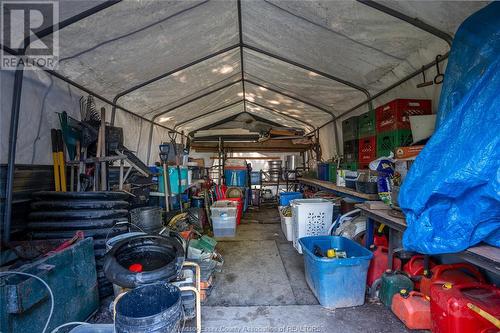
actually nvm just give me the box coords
[357,110,377,169]
[341,116,359,171]
[375,99,432,157]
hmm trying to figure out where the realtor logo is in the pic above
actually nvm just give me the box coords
[1,1,59,69]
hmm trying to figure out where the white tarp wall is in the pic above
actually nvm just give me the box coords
[2,0,489,167]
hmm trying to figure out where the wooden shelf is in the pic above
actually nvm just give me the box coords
[298,178,379,201]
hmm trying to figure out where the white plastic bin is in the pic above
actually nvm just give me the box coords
[211,200,238,216]
[211,201,238,237]
[290,199,334,253]
[278,206,293,241]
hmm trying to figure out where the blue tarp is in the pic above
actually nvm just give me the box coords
[400,2,500,254]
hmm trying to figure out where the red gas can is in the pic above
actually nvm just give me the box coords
[367,246,402,287]
[391,290,431,330]
[420,263,485,297]
[430,282,500,333]
[403,255,437,290]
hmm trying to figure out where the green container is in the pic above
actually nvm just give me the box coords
[0,238,98,333]
[340,161,358,171]
[328,163,337,183]
[379,271,414,307]
[342,116,358,141]
[357,110,376,138]
[376,129,413,157]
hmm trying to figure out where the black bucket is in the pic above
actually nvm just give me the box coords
[129,206,163,234]
[115,283,183,333]
[104,235,185,289]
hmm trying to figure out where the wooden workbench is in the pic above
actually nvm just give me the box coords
[356,203,500,275]
[298,178,379,201]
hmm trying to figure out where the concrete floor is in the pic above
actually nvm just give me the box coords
[202,206,421,333]
[91,206,422,332]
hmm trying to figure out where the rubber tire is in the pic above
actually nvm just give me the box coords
[104,235,185,289]
[29,209,128,221]
[30,227,127,240]
[28,218,129,230]
[33,191,130,201]
[31,200,129,211]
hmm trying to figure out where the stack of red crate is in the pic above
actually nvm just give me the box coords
[375,99,432,157]
[376,99,432,133]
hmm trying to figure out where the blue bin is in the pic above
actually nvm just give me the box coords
[224,169,248,187]
[279,192,303,206]
[298,236,373,309]
[158,166,188,194]
[317,163,330,181]
[250,171,261,185]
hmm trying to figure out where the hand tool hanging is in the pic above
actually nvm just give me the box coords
[56,129,67,192]
[100,107,107,191]
[50,129,61,191]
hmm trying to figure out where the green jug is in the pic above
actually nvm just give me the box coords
[379,270,414,307]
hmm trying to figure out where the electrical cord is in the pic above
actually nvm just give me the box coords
[50,322,88,333]
[0,271,54,333]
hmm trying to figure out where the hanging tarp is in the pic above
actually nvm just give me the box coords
[400,2,500,254]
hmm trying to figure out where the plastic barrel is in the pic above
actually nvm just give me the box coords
[129,206,163,234]
[115,283,183,333]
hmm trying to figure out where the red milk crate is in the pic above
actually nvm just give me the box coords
[376,99,432,132]
[358,136,376,165]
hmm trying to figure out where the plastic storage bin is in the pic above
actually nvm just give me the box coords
[278,206,293,241]
[279,191,303,206]
[225,197,243,225]
[291,198,334,253]
[224,168,248,187]
[298,236,373,308]
[250,171,261,185]
[317,163,329,181]
[158,166,189,194]
[211,201,237,237]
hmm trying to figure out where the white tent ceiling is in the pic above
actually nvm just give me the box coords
[13,0,491,136]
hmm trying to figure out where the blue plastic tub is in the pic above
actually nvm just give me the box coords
[279,192,303,206]
[224,169,248,187]
[298,236,373,309]
[250,171,261,185]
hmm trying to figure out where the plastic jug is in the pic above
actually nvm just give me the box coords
[366,246,402,287]
[430,282,500,333]
[391,290,431,330]
[379,270,414,307]
[403,255,436,290]
[420,263,485,297]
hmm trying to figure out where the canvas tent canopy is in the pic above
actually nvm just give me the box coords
[1,0,489,166]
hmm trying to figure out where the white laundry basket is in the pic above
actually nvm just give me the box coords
[291,199,334,253]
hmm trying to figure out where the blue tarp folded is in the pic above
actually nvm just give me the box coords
[400,2,500,254]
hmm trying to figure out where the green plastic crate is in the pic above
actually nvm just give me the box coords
[343,139,358,162]
[340,161,358,171]
[342,116,358,141]
[358,110,376,138]
[376,129,413,157]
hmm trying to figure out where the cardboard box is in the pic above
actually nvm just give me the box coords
[395,145,424,159]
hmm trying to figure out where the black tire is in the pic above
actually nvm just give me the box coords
[28,218,129,230]
[31,200,129,211]
[33,191,130,201]
[29,209,128,221]
[104,235,185,289]
[30,227,127,240]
